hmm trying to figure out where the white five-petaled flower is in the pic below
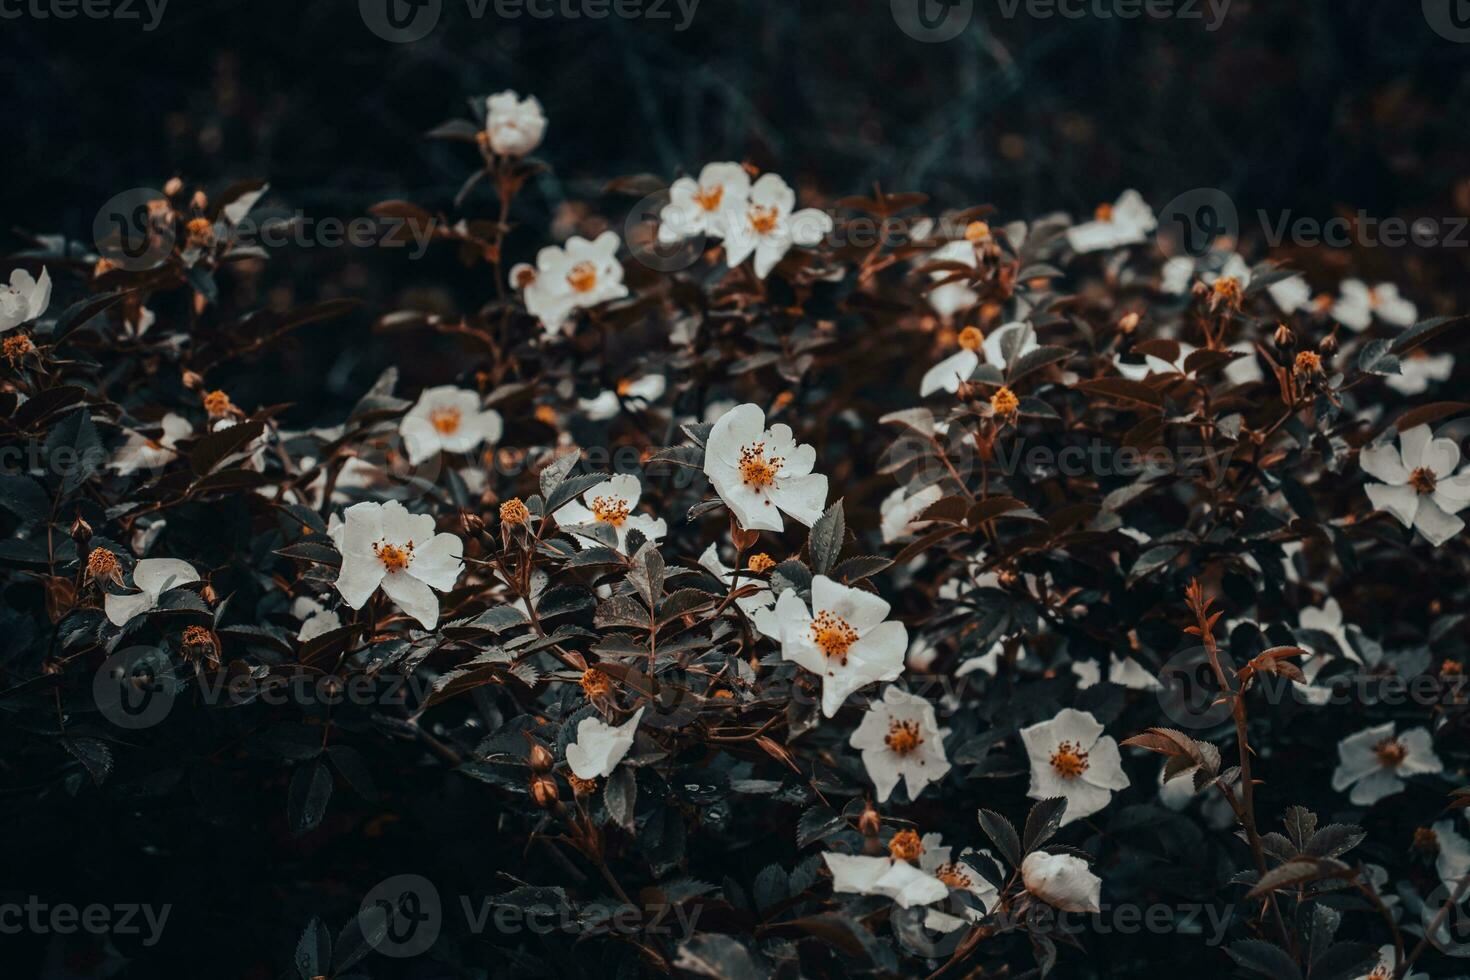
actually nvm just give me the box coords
[1331,722,1442,806]
[703,402,827,532]
[1292,597,1362,705]
[578,374,667,421]
[823,839,948,909]
[1065,190,1156,253]
[484,90,546,157]
[1161,251,1250,296]
[553,473,667,551]
[880,483,943,543]
[1433,818,1470,889]
[292,595,341,642]
[1355,944,1426,980]
[522,231,629,335]
[1385,351,1454,396]
[771,575,907,717]
[1268,273,1313,314]
[400,385,504,465]
[919,321,1038,397]
[918,836,999,928]
[849,686,951,803]
[658,162,749,244]
[333,500,464,629]
[1332,279,1417,332]
[110,413,192,476]
[1071,654,1162,691]
[697,543,777,632]
[1021,851,1102,913]
[105,557,200,626]
[1360,424,1470,547]
[566,707,645,779]
[1019,708,1129,826]
[720,173,832,279]
[0,267,51,332]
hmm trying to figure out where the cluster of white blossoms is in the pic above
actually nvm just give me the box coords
[1360,425,1470,547]
[511,230,630,336]
[657,163,833,279]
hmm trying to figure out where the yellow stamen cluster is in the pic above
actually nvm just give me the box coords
[1414,826,1440,853]
[964,220,990,243]
[429,407,462,434]
[1374,737,1408,769]
[748,205,779,235]
[991,386,1020,418]
[86,547,119,582]
[568,774,598,797]
[888,829,924,863]
[738,443,782,490]
[513,266,537,289]
[958,326,984,351]
[1050,740,1090,779]
[499,497,530,526]
[935,862,972,889]
[566,262,598,293]
[747,553,776,574]
[1211,276,1243,309]
[1409,467,1438,496]
[3,335,33,364]
[590,496,631,527]
[1094,202,1114,222]
[581,667,612,700]
[693,184,724,212]
[1293,351,1322,376]
[186,217,213,245]
[1443,660,1463,677]
[202,389,234,418]
[180,626,216,662]
[373,540,413,573]
[884,719,924,756]
[811,611,858,664]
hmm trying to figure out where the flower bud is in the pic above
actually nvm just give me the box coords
[531,776,560,808]
[858,803,882,839]
[70,516,93,545]
[460,510,486,536]
[527,741,555,775]
[1273,323,1295,350]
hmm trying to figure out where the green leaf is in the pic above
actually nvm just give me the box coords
[287,760,333,835]
[977,809,1021,867]
[808,499,845,575]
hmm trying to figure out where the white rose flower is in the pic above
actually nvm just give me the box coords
[720,173,832,279]
[1331,280,1417,331]
[523,231,629,335]
[110,413,192,476]
[1355,943,1426,980]
[333,500,464,629]
[1385,351,1454,396]
[1065,190,1156,253]
[566,707,645,779]
[920,321,1038,397]
[823,833,949,909]
[924,240,980,319]
[658,162,749,244]
[1019,708,1129,826]
[552,473,666,551]
[1021,850,1101,913]
[697,543,777,633]
[770,575,907,717]
[849,686,951,803]
[0,267,52,332]
[1434,818,1470,889]
[918,835,999,922]
[578,374,666,421]
[1331,722,1441,806]
[292,595,341,642]
[400,385,504,465]
[1360,424,1470,547]
[105,557,200,626]
[484,90,546,157]
[1268,274,1312,313]
[702,402,828,532]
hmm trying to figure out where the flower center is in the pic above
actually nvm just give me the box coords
[991,386,1020,418]
[958,326,984,351]
[738,442,782,490]
[1374,737,1407,769]
[374,540,413,573]
[1050,741,1090,779]
[693,184,724,212]
[1409,466,1437,495]
[429,406,462,435]
[811,610,858,664]
[748,204,780,235]
[1094,202,1114,222]
[567,262,598,293]
[935,862,972,889]
[885,719,924,755]
[590,495,630,527]
[888,829,923,863]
